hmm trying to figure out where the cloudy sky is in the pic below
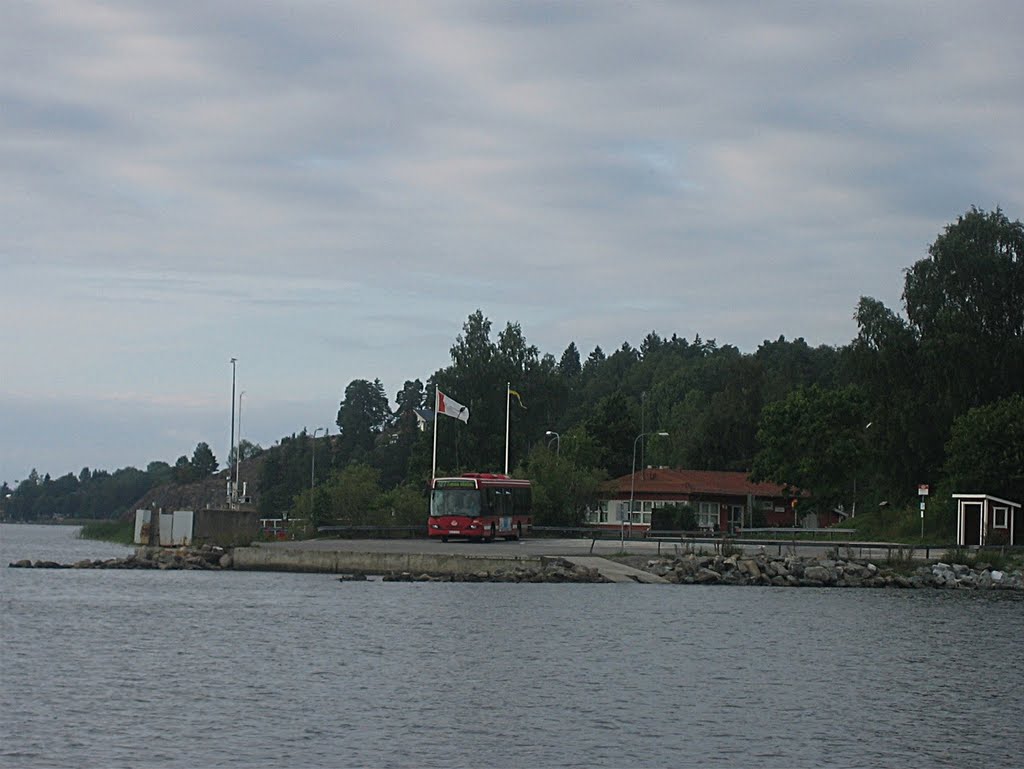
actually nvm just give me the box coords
[2,1,1022,485]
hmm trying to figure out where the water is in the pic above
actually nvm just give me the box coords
[2,524,1022,769]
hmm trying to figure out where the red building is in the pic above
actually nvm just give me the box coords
[592,467,836,533]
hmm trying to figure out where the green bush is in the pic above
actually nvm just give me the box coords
[78,520,134,545]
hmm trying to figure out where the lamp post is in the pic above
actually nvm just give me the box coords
[235,390,246,505]
[852,421,873,518]
[229,357,237,503]
[311,427,326,493]
[623,431,669,548]
[545,430,560,455]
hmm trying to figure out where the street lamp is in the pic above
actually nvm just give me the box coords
[852,421,873,518]
[623,431,669,548]
[311,427,326,493]
[229,357,237,503]
[545,430,560,455]
[235,390,246,505]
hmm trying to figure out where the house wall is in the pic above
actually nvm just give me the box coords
[593,493,812,531]
[955,496,1020,547]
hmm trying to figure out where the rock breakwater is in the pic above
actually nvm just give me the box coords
[369,558,607,583]
[640,552,1024,590]
[8,545,234,571]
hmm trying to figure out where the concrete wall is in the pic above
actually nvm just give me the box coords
[193,509,260,547]
[233,545,542,575]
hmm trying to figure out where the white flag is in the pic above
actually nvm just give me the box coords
[437,390,469,423]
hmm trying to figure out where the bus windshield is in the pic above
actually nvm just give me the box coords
[430,488,481,518]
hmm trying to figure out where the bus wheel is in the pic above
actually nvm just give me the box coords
[441,536,448,543]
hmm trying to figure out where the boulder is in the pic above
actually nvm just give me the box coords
[695,567,722,584]
[738,559,761,579]
[803,565,833,584]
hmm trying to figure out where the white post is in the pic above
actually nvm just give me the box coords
[431,386,439,481]
[229,357,237,505]
[504,382,511,474]
[235,390,246,503]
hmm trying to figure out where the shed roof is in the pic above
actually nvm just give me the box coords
[951,493,1021,508]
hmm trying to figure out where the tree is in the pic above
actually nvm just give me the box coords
[752,384,869,514]
[373,484,428,527]
[323,463,381,526]
[585,393,639,478]
[558,342,582,379]
[944,395,1024,504]
[227,439,263,468]
[336,379,392,459]
[849,207,1024,501]
[191,442,218,477]
[395,379,425,417]
[173,455,193,484]
[521,442,605,526]
[146,461,173,485]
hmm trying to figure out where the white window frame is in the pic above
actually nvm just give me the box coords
[696,501,718,528]
[993,506,1009,529]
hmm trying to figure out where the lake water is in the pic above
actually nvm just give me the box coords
[1,523,1022,769]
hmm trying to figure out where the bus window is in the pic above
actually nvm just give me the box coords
[430,488,481,517]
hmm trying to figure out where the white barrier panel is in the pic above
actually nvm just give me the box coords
[133,510,152,544]
[171,510,194,546]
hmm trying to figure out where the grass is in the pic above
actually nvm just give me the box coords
[78,520,135,546]
[941,546,1021,572]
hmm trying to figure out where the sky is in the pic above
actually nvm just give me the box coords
[2,1,1022,485]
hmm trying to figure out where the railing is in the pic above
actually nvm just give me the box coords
[643,529,946,559]
[315,524,424,538]
[305,523,952,560]
[532,525,645,553]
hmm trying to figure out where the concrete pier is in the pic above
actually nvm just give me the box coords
[231,540,668,582]
[233,543,544,576]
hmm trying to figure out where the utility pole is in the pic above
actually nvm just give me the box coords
[229,357,237,506]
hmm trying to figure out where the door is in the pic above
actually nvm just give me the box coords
[729,505,744,534]
[962,502,982,546]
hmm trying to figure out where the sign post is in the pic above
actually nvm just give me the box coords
[918,484,929,539]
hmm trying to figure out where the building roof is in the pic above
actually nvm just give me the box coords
[605,467,797,499]
[952,493,1020,508]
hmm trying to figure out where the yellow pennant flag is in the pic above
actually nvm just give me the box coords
[509,388,526,409]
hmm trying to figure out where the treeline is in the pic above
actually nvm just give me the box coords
[267,207,1023,533]
[2,442,233,522]
[3,466,164,521]
[4,207,1022,534]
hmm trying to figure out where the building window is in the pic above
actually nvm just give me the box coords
[993,507,1009,529]
[696,501,718,528]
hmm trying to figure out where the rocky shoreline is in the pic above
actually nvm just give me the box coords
[371,558,605,583]
[637,552,1024,590]
[8,545,234,571]
[9,547,1023,589]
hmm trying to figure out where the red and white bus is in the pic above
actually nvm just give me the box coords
[427,473,532,542]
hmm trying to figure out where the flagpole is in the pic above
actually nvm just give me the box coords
[432,386,439,480]
[504,382,511,474]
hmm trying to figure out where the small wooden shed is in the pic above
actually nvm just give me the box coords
[953,493,1020,547]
